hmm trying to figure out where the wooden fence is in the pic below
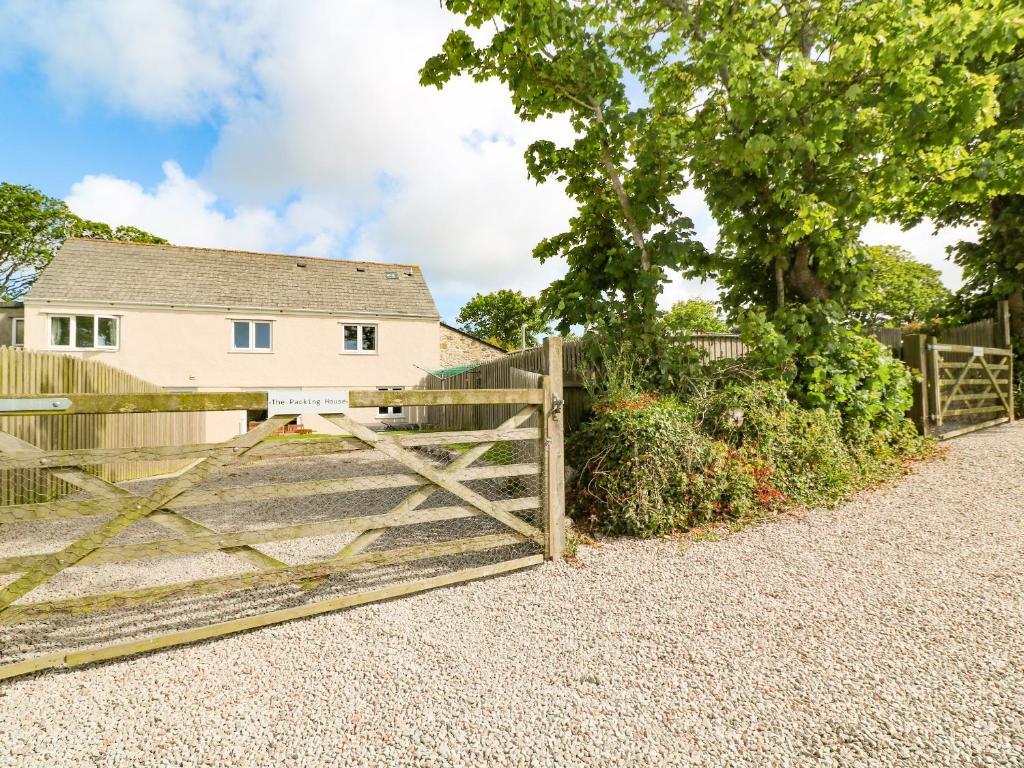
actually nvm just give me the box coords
[0,345,566,679]
[0,347,203,505]
[421,333,748,434]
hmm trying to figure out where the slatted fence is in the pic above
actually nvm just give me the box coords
[0,347,202,506]
[0,340,566,680]
[422,333,747,433]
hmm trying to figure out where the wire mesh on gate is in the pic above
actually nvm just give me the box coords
[0,404,546,669]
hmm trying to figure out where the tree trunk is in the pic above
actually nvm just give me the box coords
[786,242,831,302]
[1008,289,1024,342]
[774,257,786,309]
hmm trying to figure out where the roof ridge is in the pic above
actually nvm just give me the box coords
[63,237,423,271]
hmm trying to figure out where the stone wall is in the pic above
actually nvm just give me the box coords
[439,324,507,367]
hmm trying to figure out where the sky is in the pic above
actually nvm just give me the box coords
[0,0,976,322]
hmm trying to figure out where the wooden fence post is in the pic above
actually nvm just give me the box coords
[928,336,944,429]
[903,333,930,436]
[542,337,566,559]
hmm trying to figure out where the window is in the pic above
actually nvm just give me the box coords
[342,324,377,353]
[232,320,272,352]
[49,315,118,350]
[11,318,24,347]
[378,387,403,416]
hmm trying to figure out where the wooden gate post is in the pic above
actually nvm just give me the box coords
[903,334,931,436]
[542,336,566,559]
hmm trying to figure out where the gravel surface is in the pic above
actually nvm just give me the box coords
[1,423,1022,767]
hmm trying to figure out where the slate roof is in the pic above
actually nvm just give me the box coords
[27,238,440,319]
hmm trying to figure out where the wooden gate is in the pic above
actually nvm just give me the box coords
[0,345,565,680]
[927,342,1015,439]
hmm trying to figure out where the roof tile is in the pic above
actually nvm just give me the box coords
[27,239,440,319]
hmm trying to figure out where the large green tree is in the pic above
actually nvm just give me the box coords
[852,246,951,327]
[932,33,1024,341]
[0,182,166,300]
[422,4,706,338]
[456,289,550,349]
[425,0,1018,419]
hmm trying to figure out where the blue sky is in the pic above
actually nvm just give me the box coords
[0,0,972,321]
[2,67,216,197]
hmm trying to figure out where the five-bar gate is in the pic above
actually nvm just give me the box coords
[0,341,565,680]
[927,342,1015,439]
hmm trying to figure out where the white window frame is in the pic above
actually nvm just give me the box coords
[230,320,274,353]
[377,387,403,417]
[48,314,119,351]
[341,323,378,355]
[10,317,24,347]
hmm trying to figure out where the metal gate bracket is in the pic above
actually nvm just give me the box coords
[0,397,71,413]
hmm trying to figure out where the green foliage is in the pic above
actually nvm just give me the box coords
[741,308,913,431]
[927,32,1024,360]
[568,397,759,536]
[568,380,925,538]
[422,1,707,340]
[0,182,166,300]
[852,246,952,327]
[425,0,1018,418]
[662,298,730,334]
[455,289,549,349]
[578,317,733,403]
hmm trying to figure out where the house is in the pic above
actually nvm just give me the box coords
[12,238,444,440]
[438,322,507,367]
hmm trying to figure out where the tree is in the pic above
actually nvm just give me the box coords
[851,246,951,327]
[425,0,1015,420]
[930,34,1024,342]
[455,289,550,349]
[0,182,167,300]
[661,299,730,335]
[422,5,706,339]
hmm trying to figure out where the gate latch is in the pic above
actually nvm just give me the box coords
[551,395,564,415]
[0,397,71,413]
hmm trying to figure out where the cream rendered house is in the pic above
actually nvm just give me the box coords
[18,238,442,440]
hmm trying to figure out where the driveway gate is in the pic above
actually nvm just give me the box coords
[0,341,565,680]
[927,342,1015,439]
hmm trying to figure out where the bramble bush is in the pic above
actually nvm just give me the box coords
[568,346,928,537]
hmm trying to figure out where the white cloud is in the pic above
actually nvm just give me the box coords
[861,219,975,291]
[0,0,275,120]
[66,161,350,255]
[7,0,977,317]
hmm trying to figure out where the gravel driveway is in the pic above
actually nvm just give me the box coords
[1,423,1022,767]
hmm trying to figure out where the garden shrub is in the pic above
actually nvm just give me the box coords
[569,396,776,536]
[699,380,858,506]
[568,378,928,538]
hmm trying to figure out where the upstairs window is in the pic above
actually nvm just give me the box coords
[49,315,118,350]
[232,320,272,352]
[342,324,377,353]
[11,318,24,347]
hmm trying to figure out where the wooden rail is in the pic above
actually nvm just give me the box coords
[0,349,566,679]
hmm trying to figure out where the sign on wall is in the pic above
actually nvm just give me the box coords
[266,389,349,416]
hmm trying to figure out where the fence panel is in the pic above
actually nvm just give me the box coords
[0,347,202,505]
[421,334,747,433]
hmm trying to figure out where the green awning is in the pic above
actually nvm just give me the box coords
[430,363,482,380]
